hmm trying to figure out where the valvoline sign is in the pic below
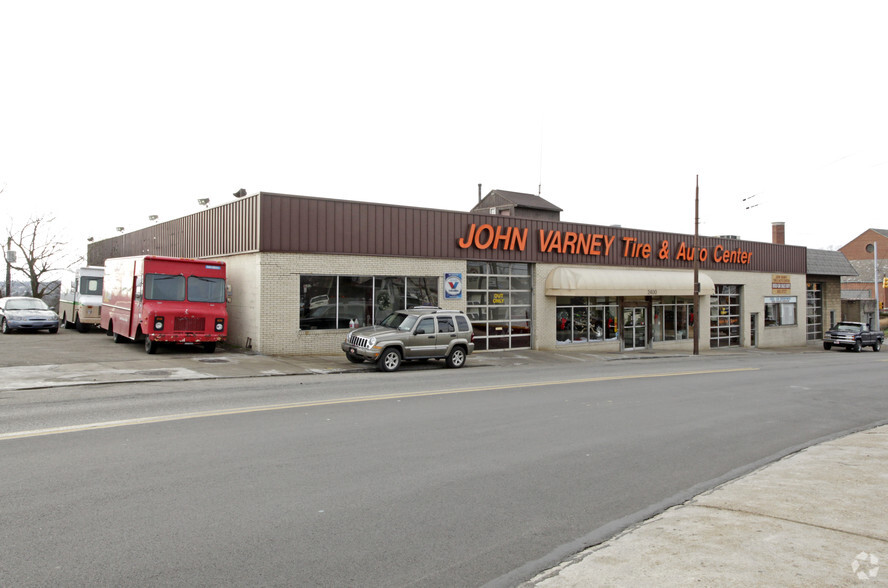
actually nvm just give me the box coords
[444,273,463,299]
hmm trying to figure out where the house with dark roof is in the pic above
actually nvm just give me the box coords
[470,189,562,221]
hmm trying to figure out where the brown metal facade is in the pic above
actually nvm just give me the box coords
[89,192,806,274]
[88,197,259,265]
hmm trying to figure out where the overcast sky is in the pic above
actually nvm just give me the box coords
[2,1,886,264]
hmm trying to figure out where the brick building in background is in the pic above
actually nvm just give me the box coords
[839,229,888,328]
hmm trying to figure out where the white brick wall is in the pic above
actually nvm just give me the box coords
[222,252,806,355]
[254,253,468,355]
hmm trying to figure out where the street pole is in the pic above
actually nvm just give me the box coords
[874,242,879,330]
[866,241,879,330]
[5,237,11,298]
[693,175,700,355]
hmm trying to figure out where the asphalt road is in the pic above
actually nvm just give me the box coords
[2,347,887,587]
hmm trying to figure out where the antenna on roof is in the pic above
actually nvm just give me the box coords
[538,115,544,195]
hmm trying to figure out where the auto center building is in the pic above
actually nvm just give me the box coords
[87,190,845,356]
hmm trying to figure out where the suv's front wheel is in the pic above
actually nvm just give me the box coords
[377,348,402,372]
[445,346,467,369]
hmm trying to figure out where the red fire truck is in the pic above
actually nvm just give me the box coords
[100,255,228,354]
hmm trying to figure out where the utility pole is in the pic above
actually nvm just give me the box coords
[866,242,879,330]
[5,236,12,298]
[693,175,700,355]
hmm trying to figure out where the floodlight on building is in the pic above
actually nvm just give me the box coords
[148,215,159,222]
[197,198,210,207]
[233,188,247,198]
[87,237,94,242]
[116,227,125,233]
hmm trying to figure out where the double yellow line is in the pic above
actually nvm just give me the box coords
[0,367,757,441]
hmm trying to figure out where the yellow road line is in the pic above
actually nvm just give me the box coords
[0,367,757,441]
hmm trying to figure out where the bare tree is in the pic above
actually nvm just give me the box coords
[6,215,81,299]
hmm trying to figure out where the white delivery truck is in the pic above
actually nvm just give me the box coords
[58,266,104,332]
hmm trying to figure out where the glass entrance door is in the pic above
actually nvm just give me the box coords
[623,308,646,350]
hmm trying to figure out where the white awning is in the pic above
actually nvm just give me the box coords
[545,267,715,297]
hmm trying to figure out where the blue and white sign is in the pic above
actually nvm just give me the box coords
[444,273,463,299]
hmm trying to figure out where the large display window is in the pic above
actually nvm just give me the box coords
[300,275,438,330]
[555,297,618,344]
[652,297,694,342]
[764,296,797,327]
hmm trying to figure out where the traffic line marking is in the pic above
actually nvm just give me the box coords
[0,367,757,441]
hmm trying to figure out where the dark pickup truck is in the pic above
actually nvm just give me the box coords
[823,321,883,352]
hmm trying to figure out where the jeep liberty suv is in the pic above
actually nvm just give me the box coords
[342,307,475,372]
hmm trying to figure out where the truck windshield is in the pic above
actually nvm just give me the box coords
[79,277,103,295]
[144,274,186,301]
[187,276,226,303]
[380,312,418,331]
[836,323,862,332]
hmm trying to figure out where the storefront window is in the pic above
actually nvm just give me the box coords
[374,277,405,323]
[556,297,618,344]
[300,275,438,330]
[652,297,694,341]
[765,296,797,327]
[406,277,437,307]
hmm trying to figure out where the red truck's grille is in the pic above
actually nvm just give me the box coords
[174,316,206,332]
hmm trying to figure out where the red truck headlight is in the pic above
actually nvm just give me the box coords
[154,316,165,331]
[215,318,225,332]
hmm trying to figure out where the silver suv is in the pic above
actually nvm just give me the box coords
[342,307,475,372]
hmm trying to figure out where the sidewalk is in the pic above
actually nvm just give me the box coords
[0,344,812,392]
[526,425,888,587]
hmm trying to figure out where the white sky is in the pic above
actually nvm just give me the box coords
[2,1,887,265]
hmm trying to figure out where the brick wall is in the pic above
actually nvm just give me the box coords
[839,230,888,260]
[823,277,842,329]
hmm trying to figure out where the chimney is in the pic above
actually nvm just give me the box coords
[772,222,785,245]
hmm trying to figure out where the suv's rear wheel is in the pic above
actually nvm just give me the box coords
[445,346,467,368]
[377,348,402,372]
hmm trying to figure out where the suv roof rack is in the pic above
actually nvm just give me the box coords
[410,305,443,310]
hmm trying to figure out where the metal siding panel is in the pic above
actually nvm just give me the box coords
[295,198,308,252]
[87,194,806,275]
[375,207,384,254]
[398,207,406,256]
[325,201,335,252]
[333,201,343,252]
[309,199,320,252]
[277,197,288,251]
